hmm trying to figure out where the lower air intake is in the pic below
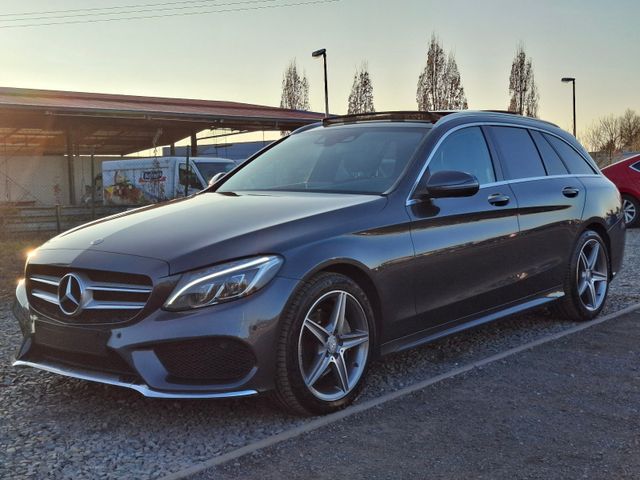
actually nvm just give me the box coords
[154,338,256,383]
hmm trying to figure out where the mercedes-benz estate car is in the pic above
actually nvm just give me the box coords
[13,111,625,415]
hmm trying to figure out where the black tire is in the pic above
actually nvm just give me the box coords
[551,230,610,322]
[272,272,375,416]
[622,194,640,228]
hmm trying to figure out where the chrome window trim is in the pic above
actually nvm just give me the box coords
[629,161,640,173]
[406,121,601,206]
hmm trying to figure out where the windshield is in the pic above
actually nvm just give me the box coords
[195,161,236,183]
[218,125,430,194]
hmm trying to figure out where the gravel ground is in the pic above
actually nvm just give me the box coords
[0,230,638,479]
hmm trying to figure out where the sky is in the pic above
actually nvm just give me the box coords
[1,0,639,143]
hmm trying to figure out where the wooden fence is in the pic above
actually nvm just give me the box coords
[0,205,128,235]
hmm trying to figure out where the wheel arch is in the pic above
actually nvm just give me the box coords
[581,221,612,278]
[619,190,639,200]
[304,260,384,355]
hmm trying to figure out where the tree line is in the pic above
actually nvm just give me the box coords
[583,109,640,164]
[280,34,539,117]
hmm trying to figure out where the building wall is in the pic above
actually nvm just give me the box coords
[0,155,109,205]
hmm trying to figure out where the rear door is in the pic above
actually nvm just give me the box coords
[486,126,586,294]
[405,126,522,335]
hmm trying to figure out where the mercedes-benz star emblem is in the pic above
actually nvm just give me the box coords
[58,273,84,316]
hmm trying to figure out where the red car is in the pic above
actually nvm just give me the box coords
[602,154,640,227]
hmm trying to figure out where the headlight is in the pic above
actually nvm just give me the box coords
[164,255,283,311]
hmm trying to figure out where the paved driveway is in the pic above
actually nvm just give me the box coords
[196,309,640,480]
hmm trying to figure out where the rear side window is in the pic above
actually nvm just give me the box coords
[630,161,640,173]
[428,126,496,185]
[488,126,546,180]
[529,130,568,175]
[543,134,596,175]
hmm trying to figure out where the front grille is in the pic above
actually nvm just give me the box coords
[26,265,153,325]
[30,344,137,378]
[155,338,256,383]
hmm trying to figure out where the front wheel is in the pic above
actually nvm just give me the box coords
[622,194,639,227]
[552,230,610,321]
[272,273,374,416]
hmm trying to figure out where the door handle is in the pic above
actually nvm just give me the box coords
[488,193,510,206]
[562,187,580,198]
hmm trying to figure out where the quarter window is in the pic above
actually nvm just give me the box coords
[488,126,546,180]
[427,127,495,185]
[543,134,596,175]
[530,130,568,175]
[629,161,640,173]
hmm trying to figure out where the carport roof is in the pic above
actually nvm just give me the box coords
[0,87,324,156]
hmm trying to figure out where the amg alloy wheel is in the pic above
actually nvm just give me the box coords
[553,230,610,321]
[576,238,609,312]
[298,290,370,402]
[273,273,374,416]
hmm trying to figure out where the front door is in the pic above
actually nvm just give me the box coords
[405,126,522,335]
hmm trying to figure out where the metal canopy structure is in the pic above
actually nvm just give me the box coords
[0,87,324,156]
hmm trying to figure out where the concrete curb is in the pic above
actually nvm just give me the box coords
[160,302,640,480]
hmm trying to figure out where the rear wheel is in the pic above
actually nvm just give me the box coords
[552,230,609,321]
[622,194,639,227]
[272,273,374,416]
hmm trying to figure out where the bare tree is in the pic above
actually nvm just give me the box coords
[508,44,539,117]
[280,59,310,111]
[619,109,640,150]
[347,62,375,114]
[584,115,621,164]
[416,34,468,111]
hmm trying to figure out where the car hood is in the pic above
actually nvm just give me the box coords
[42,191,386,275]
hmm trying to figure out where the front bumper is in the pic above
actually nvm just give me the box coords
[12,275,299,398]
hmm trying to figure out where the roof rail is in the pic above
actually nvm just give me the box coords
[321,109,525,127]
[322,111,444,126]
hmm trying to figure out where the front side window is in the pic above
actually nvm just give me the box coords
[543,134,596,175]
[219,125,430,194]
[427,127,496,185]
[488,126,546,180]
[195,161,236,183]
[179,164,203,189]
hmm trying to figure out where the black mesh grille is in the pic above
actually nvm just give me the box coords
[154,338,256,383]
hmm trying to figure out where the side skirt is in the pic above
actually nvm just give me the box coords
[380,289,564,356]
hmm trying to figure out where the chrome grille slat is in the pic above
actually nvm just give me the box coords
[87,284,152,294]
[84,300,146,310]
[32,290,60,305]
[30,275,61,287]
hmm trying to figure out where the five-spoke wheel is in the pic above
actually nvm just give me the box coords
[273,273,374,415]
[576,239,608,312]
[553,230,610,321]
[298,290,369,402]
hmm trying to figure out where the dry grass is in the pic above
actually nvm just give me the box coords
[0,234,51,301]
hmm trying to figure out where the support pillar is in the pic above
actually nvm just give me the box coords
[190,132,198,157]
[65,130,76,205]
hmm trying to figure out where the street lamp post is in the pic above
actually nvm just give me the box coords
[312,48,329,117]
[562,77,576,137]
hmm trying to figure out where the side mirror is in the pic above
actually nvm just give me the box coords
[415,170,480,199]
[208,172,226,187]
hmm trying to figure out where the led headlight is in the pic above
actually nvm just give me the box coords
[164,255,283,311]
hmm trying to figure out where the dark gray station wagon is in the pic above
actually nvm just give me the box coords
[13,111,625,415]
